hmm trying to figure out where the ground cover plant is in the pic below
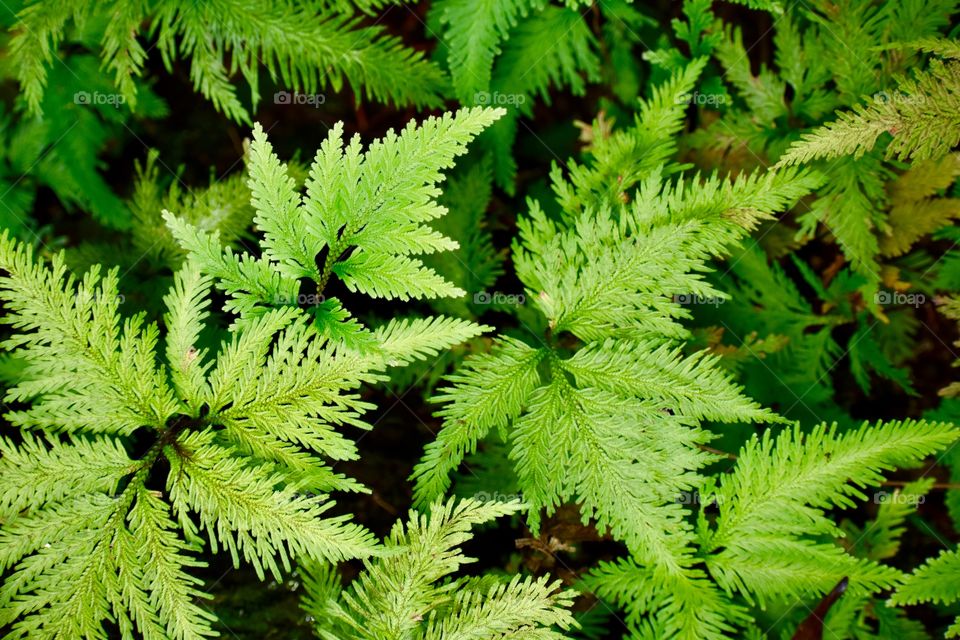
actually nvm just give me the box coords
[1,0,960,638]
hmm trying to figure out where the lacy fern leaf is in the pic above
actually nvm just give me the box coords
[10,0,447,122]
[301,498,576,639]
[412,64,824,639]
[891,548,960,636]
[779,53,960,164]
[0,236,383,638]
[167,108,503,352]
[584,419,958,638]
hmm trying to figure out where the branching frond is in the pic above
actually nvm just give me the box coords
[301,498,576,639]
[11,0,448,121]
[778,59,960,164]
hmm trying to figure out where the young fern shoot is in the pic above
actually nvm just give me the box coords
[165,107,504,363]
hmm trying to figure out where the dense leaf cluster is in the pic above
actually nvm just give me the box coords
[1,1,960,639]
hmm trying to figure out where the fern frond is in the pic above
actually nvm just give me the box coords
[6,0,76,114]
[412,337,547,506]
[116,486,217,640]
[553,57,707,213]
[12,0,448,121]
[168,430,379,581]
[373,316,489,367]
[301,498,576,639]
[0,235,382,635]
[334,251,465,300]
[714,25,786,123]
[560,338,780,423]
[415,121,822,638]
[483,3,600,191]
[854,478,934,561]
[424,573,575,638]
[0,233,177,435]
[887,36,960,60]
[778,58,960,164]
[163,260,214,411]
[248,124,320,281]
[706,419,959,604]
[434,0,544,101]
[881,153,960,256]
[583,557,748,639]
[0,432,131,518]
[170,109,503,333]
[891,548,960,637]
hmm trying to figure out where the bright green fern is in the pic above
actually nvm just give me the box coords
[301,498,576,639]
[9,0,447,123]
[165,107,503,355]
[0,236,383,638]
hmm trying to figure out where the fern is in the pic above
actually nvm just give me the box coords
[584,419,959,638]
[891,548,960,637]
[411,64,831,639]
[779,51,960,164]
[0,49,166,234]
[684,5,960,286]
[166,107,502,354]
[420,159,505,319]
[4,1,960,638]
[301,498,576,639]
[0,236,382,638]
[462,1,601,192]
[9,0,447,122]
[432,0,544,103]
[817,478,934,638]
[704,421,954,601]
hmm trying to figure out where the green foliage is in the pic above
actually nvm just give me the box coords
[0,104,517,638]
[0,52,166,235]
[429,0,601,191]
[584,419,958,638]
[301,498,576,638]
[685,2,960,287]
[892,548,960,636]
[411,64,853,638]
[779,43,960,165]
[166,107,502,349]
[9,0,447,122]
[3,1,960,638]
[0,237,382,638]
